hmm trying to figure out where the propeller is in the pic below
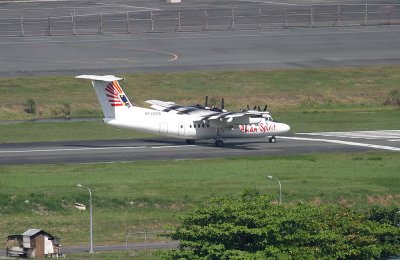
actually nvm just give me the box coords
[205,96,208,107]
[247,104,250,110]
[221,98,225,110]
[263,104,268,111]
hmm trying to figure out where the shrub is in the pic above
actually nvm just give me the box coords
[384,89,400,106]
[157,189,400,259]
[24,99,36,114]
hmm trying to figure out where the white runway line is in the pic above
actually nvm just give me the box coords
[0,146,146,153]
[151,145,195,149]
[96,3,161,11]
[281,136,400,152]
[297,130,400,140]
[0,144,195,154]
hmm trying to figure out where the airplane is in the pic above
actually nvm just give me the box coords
[76,75,290,147]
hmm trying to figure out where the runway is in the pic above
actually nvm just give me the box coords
[0,130,399,164]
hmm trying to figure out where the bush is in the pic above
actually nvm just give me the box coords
[24,99,36,114]
[384,89,400,106]
[157,189,400,259]
[51,103,71,118]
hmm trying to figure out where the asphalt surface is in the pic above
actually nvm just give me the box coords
[0,0,399,76]
[0,131,399,164]
[0,25,400,76]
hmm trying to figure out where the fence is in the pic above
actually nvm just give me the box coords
[0,4,399,37]
[125,227,174,253]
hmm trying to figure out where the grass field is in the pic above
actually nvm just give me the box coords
[0,152,399,248]
[0,66,399,120]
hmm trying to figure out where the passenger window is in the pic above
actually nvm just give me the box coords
[202,124,205,128]
[198,124,200,128]
[194,125,196,128]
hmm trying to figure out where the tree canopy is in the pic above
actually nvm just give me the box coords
[158,189,400,259]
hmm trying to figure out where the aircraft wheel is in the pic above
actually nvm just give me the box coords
[215,140,224,147]
[186,139,195,145]
[269,136,276,143]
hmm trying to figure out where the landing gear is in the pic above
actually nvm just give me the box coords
[186,139,195,145]
[215,139,224,147]
[269,136,276,143]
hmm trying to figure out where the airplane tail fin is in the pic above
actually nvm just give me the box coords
[76,75,133,119]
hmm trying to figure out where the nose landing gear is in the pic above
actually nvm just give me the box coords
[269,136,276,143]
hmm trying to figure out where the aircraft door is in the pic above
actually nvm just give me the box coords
[159,122,168,134]
[178,123,185,136]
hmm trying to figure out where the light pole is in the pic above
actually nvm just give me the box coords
[77,184,94,253]
[267,175,282,204]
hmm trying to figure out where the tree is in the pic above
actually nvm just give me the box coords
[157,189,400,259]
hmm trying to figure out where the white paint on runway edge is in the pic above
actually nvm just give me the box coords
[0,145,195,154]
[280,136,400,151]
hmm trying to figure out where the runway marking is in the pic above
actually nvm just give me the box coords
[0,146,146,154]
[281,136,400,152]
[151,145,195,149]
[297,130,400,140]
[0,144,195,154]
[242,0,297,6]
[0,44,179,64]
[96,3,161,12]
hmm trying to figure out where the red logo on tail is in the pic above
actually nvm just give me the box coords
[105,81,131,107]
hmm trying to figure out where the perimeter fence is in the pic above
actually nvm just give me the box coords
[0,4,399,37]
[124,227,175,253]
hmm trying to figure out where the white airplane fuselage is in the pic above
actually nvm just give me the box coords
[76,74,290,146]
[105,106,290,140]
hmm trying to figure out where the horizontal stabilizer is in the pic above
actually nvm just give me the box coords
[76,75,124,82]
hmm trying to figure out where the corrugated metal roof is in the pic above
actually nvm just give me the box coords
[22,229,42,237]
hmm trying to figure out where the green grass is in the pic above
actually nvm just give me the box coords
[65,251,157,260]
[0,152,399,247]
[0,66,399,120]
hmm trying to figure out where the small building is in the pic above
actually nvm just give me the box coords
[6,229,63,258]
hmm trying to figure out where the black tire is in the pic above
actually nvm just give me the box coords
[269,136,276,143]
[215,140,224,147]
[186,139,195,145]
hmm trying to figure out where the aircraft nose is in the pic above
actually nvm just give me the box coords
[280,123,290,133]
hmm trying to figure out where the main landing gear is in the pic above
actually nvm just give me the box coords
[186,139,196,145]
[215,139,224,147]
[269,136,276,143]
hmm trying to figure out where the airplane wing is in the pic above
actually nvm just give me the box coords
[146,100,264,127]
[145,99,201,113]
